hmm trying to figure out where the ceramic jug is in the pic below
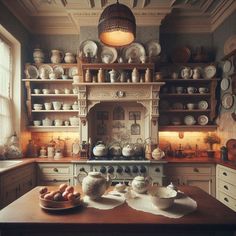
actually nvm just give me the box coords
[181,67,193,79]
[131,176,152,194]
[132,68,140,83]
[109,69,120,83]
[50,49,64,64]
[97,68,105,83]
[64,52,76,63]
[33,48,44,63]
[85,69,92,82]
[81,172,112,200]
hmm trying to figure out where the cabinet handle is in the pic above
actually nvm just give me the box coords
[224,197,229,202]
[223,172,227,176]
[223,185,228,190]
[53,168,58,172]
[193,168,199,173]
[155,168,160,172]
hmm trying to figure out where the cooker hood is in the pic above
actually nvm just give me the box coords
[74,82,164,145]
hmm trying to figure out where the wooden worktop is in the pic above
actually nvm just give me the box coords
[0,186,235,236]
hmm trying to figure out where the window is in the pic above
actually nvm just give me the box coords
[0,36,13,145]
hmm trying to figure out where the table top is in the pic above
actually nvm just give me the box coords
[0,186,236,233]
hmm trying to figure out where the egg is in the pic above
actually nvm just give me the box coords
[59,183,68,193]
[39,187,48,194]
[65,186,74,193]
[44,193,53,200]
[53,192,63,201]
[62,191,70,200]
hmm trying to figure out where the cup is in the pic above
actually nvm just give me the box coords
[176,86,184,94]
[34,89,41,94]
[62,103,71,110]
[187,87,197,94]
[42,88,50,94]
[52,101,62,110]
[64,88,71,94]
[54,89,61,94]
[33,104,43,110]
[186,103,195,110]
[62,74,69,80]
[73,88,78,94]
[54,119,63,126]
[44,102,52,110]
[199,87,208,94]
[33,120,41,126]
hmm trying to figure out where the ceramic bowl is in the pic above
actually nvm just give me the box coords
[34,89,41,94]
[33,120,41,126]
[62,74,69,80]
[42,89,51,94]
[33,104,43,110]
[148,186,177,210]
[69,116,80,126]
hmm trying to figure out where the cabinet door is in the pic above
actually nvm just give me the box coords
[20,174,36,196]
[183,175,215,196]
[2,183,19,207]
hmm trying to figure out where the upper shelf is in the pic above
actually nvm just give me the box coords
[22,79,73,83]
[158,78,220,83]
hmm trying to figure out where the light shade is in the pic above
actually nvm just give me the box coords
[98,2,136,47]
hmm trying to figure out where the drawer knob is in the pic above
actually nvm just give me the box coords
[223,172,227,176]
[53,168,58,172]
[224,197,229,202]
[193,168,199,172]
[224,185,229,190]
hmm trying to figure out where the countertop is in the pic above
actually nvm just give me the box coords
[0,186,235,236]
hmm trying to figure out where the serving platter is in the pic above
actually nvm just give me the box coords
[38,64,53,79]
[40,201,82,211]
[145,40,161,57]
[197,115,208,126]
[203,65,216,79]
[222,92,234,110]
[101,46,117,64]
[220,77,230,91]
[80,40,98,57]
[223,60,232,74]
[68,66,78,78]
[198,100,208,110]
[123,43,146,63]
[25,65,39,79]
[53,65,64,79]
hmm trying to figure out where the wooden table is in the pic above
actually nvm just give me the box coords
[0,186,235,236]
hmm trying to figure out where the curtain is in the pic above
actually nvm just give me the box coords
[0,37,13,145]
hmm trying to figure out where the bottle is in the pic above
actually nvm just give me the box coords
[39,146,47,158]
[145,68,151,82]
[220,146,228,161]
[85,69,92,82]
[26,140,38,157]
[47,137,55,159]
[97,68,105,83]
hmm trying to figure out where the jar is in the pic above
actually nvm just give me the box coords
[97,68,105,83]
[33,48,44,63]
[40,146,47,157]
[132,68,140,83]
[50,49,64,64]
[145,68,151,82]
[85,69,92,82]
[64,52,76,63]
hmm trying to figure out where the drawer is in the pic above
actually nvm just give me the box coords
[218,179,236,197]
[165,165,214,176]
[217,165,236,185]
[38,176,73,186]
[38,164,72,175]
[218,191,236,212]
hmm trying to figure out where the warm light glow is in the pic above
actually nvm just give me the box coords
[99,30,135,47]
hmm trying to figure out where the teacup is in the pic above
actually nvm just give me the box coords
[199,87,208,94]
[62,103,71,110]
[186,103,195,110]
[54,119,63,126]
[42,88,50,94]
[33,120,41,126]
[52,101,62,110]
[187,87,197,94]
[44,102,52,110]
[64,88,71,94]
[54,89,61,94]
[62,74,69,80]
[73,88,78,94]
[34,89,41,94]
[176,86,184,94]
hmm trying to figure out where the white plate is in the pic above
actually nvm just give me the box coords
[145,40,161,57]
[53,65,64,79]
[101,46,117,64]
[198,100,208,110]
[38,64,53,79]
[68,66,78,78]
[222,92,234,110]
[203,65,216,79]
[184,115,196,125]
[197,115,208,126]
[79,40,98,57]
[25,65,39,79]
[223,60,232,74]
[220,77,230,91]
[123,43,146,63]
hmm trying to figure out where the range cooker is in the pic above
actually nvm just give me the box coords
[74,158,166,185]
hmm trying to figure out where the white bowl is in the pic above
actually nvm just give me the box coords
[33,120,41,126]
[148,186,177,210]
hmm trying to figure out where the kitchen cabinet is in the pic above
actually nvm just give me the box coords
[216,164,236,212]
[23,63,80,132]
[164,163,216,196]
[159,63,219,131]
[37,163,73,186]
[0,163,36,209]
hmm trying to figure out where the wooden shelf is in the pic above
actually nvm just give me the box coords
[160,109,211,113]
[31,94,77,97]
[159,78,220,83]
[22,79,73,83]
[32,110,79,113]
[29,63,78,68]
[73,82,165,86]
[160,93,211,97]
[28,126,79,132]
[159,125,217,131]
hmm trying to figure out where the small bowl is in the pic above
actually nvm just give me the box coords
[62,74,69,80]
[148,186,177,210]
[33,120,41,126]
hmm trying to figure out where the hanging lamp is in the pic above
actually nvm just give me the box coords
[98,1,136,47]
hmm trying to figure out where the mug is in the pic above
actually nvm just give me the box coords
[176,86,184,94]
[199,87,208,94]
[186,103,195,110]
[42,88,50,94]
[34,89,41,94]
[187,87,197,94]
[54,89,61,94]
[44,102,52,110]
[52,101,62,110]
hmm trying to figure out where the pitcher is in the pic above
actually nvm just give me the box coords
[109,69,120,83]
[181,67,193,79]
[50,49,64,64]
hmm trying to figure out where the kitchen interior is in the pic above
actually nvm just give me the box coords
[0,0,236,236]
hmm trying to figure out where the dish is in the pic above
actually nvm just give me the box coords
[184,115,196,126]
[222,92,234,109]
[25,65,39,79]
[220,77,230,91]
[38,64,53,79]
[145,40,161,57]
[40,201,82,211]
[79,40,98,58]
[101,46,117,64]
[197,115,208,126]
[53,65,64,79]
[68,67,78,78]
[171,47,191,63]
[223,60,232,74]
[224,35,236,55]
[198,100,208,110]
[203,65,216,79]
[123,43,146,63]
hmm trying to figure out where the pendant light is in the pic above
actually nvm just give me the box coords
[98,1,136,47]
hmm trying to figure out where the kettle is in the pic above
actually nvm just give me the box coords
[122,143,134,157]
[93,141,108,157]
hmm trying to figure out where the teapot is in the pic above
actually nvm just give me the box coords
[81,172,112,200]
[93,141,108,157]
[152,147,165,160]
[122,143,134,157]
[109,142,122,156]
[131,176,152,194]
[133,138,144,156]
[109,69,120,83]
[181,67,193,79]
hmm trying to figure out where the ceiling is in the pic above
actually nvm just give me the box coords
[2,0,236,34]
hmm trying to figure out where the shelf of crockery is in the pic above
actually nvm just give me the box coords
[159,125,218,131]
[22,79,74,83]
[31,110,79,113]
[27,126,79,132]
